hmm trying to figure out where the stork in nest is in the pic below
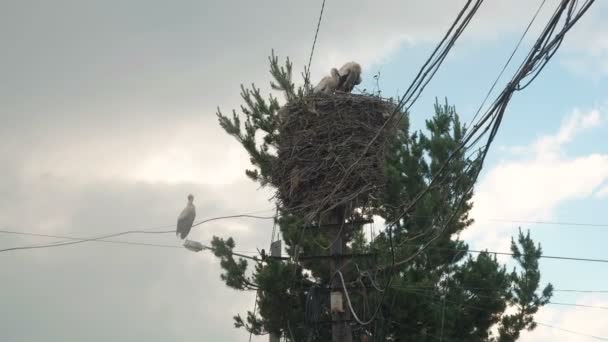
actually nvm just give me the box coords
[313,67,341,94]
[336,61,362,93]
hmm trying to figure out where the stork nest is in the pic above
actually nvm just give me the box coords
[272,93,402,221]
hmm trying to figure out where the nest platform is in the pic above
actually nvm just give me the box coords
[272,93,402,221]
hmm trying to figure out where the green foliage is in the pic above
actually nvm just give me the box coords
[211,52,553,341]
[496,229,554,341]
[210,236,256,290]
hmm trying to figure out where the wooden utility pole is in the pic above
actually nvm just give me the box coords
[327,207,353,342]
[269,240,282,342]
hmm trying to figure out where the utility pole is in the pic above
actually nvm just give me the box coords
[327,207,353,342]
[269,240,282,342]
[298,211,373,341]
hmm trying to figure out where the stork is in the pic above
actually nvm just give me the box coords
[176,194,196,240]
[336,61,362,93]
[312,68,341,94]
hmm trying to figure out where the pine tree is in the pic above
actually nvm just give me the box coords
[212,51,553,341]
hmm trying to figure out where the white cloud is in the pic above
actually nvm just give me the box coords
[597,185,608,199]
[557,1,608,77]
[462,108,608,252]
[1,1,606,340]
[521,295,608,341]
[534,109,602,158]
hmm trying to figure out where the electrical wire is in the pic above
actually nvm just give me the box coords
[469,0,548,126]
[377,0,597,275]
[248,291,259,342]
[0,213,276,254]
[536,322,608,341]
[0,229,261,258]
[336,270,376,325]
[388,243,608,264]
[388,284,608,294]
[439,249,466,341]
[386,286,608,340]
[304,0,327,88]
[323,3,488,328]
[548,302,608,310]
[315,0,484,218]
[391,285,608,311]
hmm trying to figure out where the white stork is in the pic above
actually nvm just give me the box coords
[313,68,341,94]
[176,194,196,240]
[336,61,362,93]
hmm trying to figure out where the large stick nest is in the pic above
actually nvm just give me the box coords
[272,93,402,221]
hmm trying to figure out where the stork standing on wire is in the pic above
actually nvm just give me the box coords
[312,68,341,94]
[176,194,196,240]
[336,61,362,93]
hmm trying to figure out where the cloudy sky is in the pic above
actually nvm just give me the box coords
[1,0,607,341]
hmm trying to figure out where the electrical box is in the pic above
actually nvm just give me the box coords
[330,291,344,313]
[270,240,281,257]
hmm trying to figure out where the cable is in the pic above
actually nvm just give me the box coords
[469,0,547,126]
[392,244,608,264]
[389,286,608,340]
[0,229,260,257]
[440,249,466,341]
[484,219,608,228]
[248,291,259,342]
[536,322,608,341]
[314,0,485,218]
[336,270,375,325]
[553,289,608,293]
[389,284,608,294]
[304,0,326,88]
[376,0,597,274]
[320,3,487,327]
[467,248,608,264]
[548,302,608,310]
[389,216,608,228]
[392,285,608,310]
[0,213,276,254]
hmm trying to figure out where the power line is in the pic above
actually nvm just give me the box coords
[330,2,487,328]
[485,218,608,228]
[389,284,608,294]
[385,214,608,228]
[548,302,608,310]
[0,213,275,254]
[390,285,608,310]
[304,0,327,87]
[11,225,602,296]
[390,286,608,340]
[393,244,608,264]
[536,322,608,341]
[466,248,608,264]
[469,0,548,126]
[554,289,608,293]
[0,229,260,257]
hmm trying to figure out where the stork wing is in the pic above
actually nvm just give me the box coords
[313,76,330,94]
[176,206,196,239]
[342,72,359,92]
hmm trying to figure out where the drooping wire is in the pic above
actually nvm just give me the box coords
[0,213,276,254]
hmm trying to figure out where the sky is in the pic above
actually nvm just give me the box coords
[1,0,607,341]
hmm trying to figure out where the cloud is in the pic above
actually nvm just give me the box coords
[1,1,606,340]
[534,109,602,158]
[521,295,608,341]
[462,108,608,252]
[597,185,608,199]
[557,1,608,77]
[2,0,597,187]
[0,176,273,342]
